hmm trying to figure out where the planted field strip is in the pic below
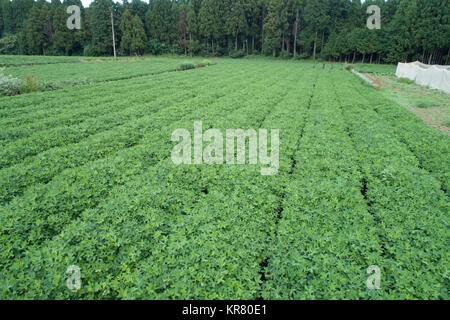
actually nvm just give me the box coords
[0,68,257,204]
[344,75,449,195]
[0,58,447,299]
[6,59,185,83]
[0,62,296,293]
[0,55,84,67]
[333,72,448,299]
[121,70,316,299]
[0,64,247,169]
[0,65,318,299]
[262,72,384,299]
[0,65,213,130]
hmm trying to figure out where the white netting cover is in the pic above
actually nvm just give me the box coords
[396,61,450,93]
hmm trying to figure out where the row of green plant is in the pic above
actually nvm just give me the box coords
[0,65,250,204]
[1,64,316,298]
[0,59,447,299]
[5,59,186,84]
[346,73,449,195]
[177,60,217,71]
[263,73,384,299]
[0,63,235,167]
[0,61,303,298]
[0,55,84,67]
[0,65,216,145]
[336,71,448,299]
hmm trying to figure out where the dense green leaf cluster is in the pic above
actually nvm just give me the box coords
[0,59,448,299]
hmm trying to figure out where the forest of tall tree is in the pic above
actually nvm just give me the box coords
[0,0,449,64]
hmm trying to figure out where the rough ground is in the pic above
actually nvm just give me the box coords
[362,72,450,136]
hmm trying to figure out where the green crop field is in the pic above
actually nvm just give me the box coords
[5,57,195,83]
[0,57,448,300]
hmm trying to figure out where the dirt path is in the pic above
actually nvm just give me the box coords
[361,73,450,136]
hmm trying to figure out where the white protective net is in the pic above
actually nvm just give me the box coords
[396,61,450,93]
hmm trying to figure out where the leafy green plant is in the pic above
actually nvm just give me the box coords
[230,50,245,59]
[0,59,447,300]
[343,63,354,71]
[414,99,438,108]
[0,68,21,96]
[398,77,415,84]
[177,62,196,71]
[279,50,292,60]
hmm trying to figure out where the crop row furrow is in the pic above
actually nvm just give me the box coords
[348,77,449,195]
[337,78,448,299]
[0,66,246,169]
[0,68,255,204]
[262,71,384,300]
[0,65,310,298]
[0,66,212,127]
[0,65,283,282]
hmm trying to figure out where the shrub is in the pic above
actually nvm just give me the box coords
[0,68,21,96]
[398,77,415,84]
[178,62,196,71]
[279,50,292,60]
[0,35,18,54]
[295,53,310,60]
[21,74,40,93]
[202,59,212,66]
[230,50,245,59]
[148,40,163,55]
[414,100,438,109]
[197,63,206,68]
[344,63,354,71]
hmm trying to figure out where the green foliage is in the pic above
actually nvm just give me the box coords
[0,52,448,300]
[279,50,292,60]
[230,49,245,59]
[353,64,397,74]
[148,39,163,55]
[0,34,18,54]
[344,63,354,71]
[414,100,438,109]
[398,77,415,84]
[0,67,20,95]
[177,61,196,71]
[0,0,449,63]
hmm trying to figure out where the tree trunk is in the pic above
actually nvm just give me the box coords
[261,3,265,55]
[370,53,373,64]
[321,31,325,51]
[428,50,433,64]
[189,33,192,57]
[252,36,255,53]
[352,51,356,64]
[235,34,238,51]
[111,8,116,59]
[313,30,318,61]
[362,54,365,64]
[293,9,299,59]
